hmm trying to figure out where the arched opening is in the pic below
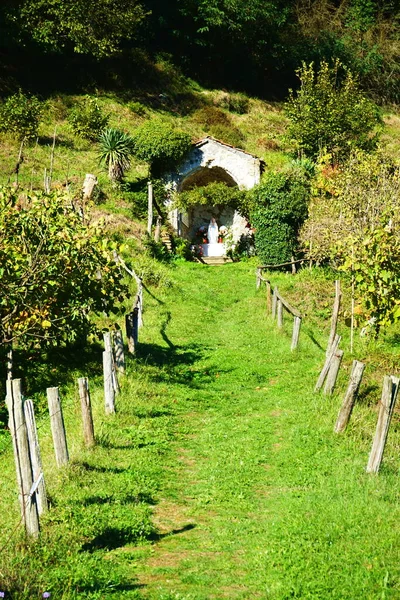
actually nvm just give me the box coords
[179,166,237,192]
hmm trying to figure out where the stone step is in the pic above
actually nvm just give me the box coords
[201,256,233,266]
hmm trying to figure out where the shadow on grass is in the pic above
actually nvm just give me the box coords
[82,523,196,552]
[8,342,103,399]
[82,492,156,507]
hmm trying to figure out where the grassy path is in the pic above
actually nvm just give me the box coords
[130,262,400,599]
[2,261,400,599]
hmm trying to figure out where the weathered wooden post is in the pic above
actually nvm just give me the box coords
[82,173,97,200]
[366,376,399,473]
[103,332,119,394]
[138,284,144,328]
[103,350,115,415]
[327,280,341,356]
[315,334,341,392]
[256,268,261,290]
[24,399,48,516]
[266,280,271,313]
[6,379,40,537]
[272,287,277,319]
[114,330,125,374]
[323,349,343,395]
[154,216,162,242]
[334,360,365,433]
[291,316,302,350]
[147,181,153,236]
[47,387,69,466]
[277,298,283,328]
[78,377,95,447]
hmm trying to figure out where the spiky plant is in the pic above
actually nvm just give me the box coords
[98,128,134,183]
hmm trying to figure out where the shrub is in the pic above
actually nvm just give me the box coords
[193,106,232,128]
[128,101,147,117]
[68,96,109,140]
[131,120,192,177]
[250,171,310,265]
[0,91,42,140]
[175,181,248,211]
[173,237,193,261]
[285,60,382,162]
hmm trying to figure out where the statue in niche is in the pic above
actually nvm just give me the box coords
[207,217,219,244]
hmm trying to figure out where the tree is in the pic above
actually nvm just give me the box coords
[250,168,310,265]
[0,187,127,347]
[17,0,147,57]
[285,60,382,161]
[131,120,192,178]
[98,128,134,183]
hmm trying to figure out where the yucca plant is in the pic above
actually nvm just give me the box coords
[98,128,134,183]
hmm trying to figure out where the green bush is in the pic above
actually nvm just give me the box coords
[250,171,310,265]
[131,120,192,177]
[68,96,110,140]
[0,91,42,140]
[193,106,232,128]
[173,237,193,261]
[285,60,382,161]
[128,101,148,117]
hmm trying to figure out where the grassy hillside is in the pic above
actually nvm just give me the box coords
[1,261,400,598]
[0,59,399,215]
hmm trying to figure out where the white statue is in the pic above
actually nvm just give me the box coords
[208,217,219,244]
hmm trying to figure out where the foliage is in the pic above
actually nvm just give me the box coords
[285,60,382,161]
[173,236,194,261]
[175,181,248,211]
[193,106,232,128]
[0,187,127,346]
[18,0,147,57]
[208,124,245,147]
[301,151,400,265]
[301,151,400,332]
[340,222,400,334]
[250,170,310,265]
[131,120,192,177]
[98,128,134,182]
[68,96,110,140]
[128,101,148,117]
[0,91,42,141]
[142,235,172,263]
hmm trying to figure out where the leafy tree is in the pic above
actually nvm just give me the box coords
[285,60,382,161]
[250,169,310,265]
[17,0,147,57]
[131,120,192,178]
[98,128,134,183]
[0,187,127,347]
[175,182,247,211]
[0,91,42,140]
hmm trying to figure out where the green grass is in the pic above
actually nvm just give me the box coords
[1,261,400,599]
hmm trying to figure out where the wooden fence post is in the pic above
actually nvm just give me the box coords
[78,377,95,447]
[366,376,399,473]
[334,360,365,433]
[6,379,40,537]
[315,334,341,392]
[256,268,261,289]
[277,298,283,329]
[138,285,144,328]
[323,349,343,395]
[291,316,302,350]
[147,181,153,236]
[103,350,116,415]
[327,280,341,356]
[24,398,48,516]
[114,330,125,374]
[103,332,119,394]
[125,312,137,354]
[266,281,271,313]
[47,387,69,466]
[272,287,277,319]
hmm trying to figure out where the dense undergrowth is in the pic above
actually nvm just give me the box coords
[1,261,400,598]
